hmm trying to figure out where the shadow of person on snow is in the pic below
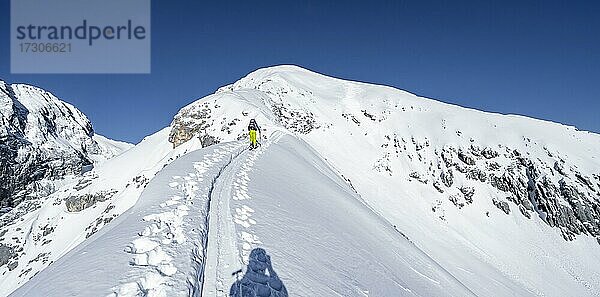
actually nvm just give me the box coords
[230,248,288,297]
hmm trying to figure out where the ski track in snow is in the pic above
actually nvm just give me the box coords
[109,143,245,297]
[202,131,284,296]
[108,132,285,297]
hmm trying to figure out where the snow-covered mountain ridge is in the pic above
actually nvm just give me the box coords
[2,65,600,296]
[171,65,600,242]
[165,65,600,295]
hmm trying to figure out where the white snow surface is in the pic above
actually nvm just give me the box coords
[0,129,200,296]
[4,65,600,296]
[11,134,478,297]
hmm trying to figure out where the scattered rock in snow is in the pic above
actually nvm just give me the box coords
[433,181,445,193]
[481,147,499,159]
[64,190,117,212]
[492,198,511,215]
[459,186,475,205]
[440,169,454,187]
[457,149,475,166]
[0,243,15,267]
[409,172,427,184]
[466,168,487,182]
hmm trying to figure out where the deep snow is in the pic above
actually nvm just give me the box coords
[12,133,480,296]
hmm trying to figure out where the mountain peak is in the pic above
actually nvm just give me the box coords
[245,64,320,77]
[3,69,600,296]
[0,82,130,209]
[232,64,348,92]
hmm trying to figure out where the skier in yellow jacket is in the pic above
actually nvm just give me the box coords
[248,119,261,149]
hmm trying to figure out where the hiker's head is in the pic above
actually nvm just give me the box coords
[248,248,268,273]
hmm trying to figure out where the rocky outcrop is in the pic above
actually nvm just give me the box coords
[444,142,600,240]
[458,149,476,165]
[489,169,532,211]
[466,167,487,182]
[169,76,321,149]
[169,101,217,148]
[440,169,454,187]
[374,126,600,241]
[492,198,511,214]
[65,190,117,212]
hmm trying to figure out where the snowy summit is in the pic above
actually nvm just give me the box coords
[1,65,600,296]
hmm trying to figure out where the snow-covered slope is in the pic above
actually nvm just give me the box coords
[167,65,600,296]
[3,65,600,296]
[172,65,600,237]
[12,133,480,297]
[0,127,203,296]
[0,80,136,294]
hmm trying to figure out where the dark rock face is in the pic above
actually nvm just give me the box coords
[449,194,466,209]
[0,82,101,209]
[489,169,533,213]
[466,168,487,182]
[515,159,600,240]
[519,205,532,219]
[199,134,219,148]
[481,147,499,159]
[7,260,18,271]
[558,181,600,237]
[554,161,566,176]
[0,84,30,207]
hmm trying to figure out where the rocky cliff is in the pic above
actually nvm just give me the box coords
[0,81,129,211]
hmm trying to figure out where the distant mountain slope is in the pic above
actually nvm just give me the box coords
[91,134,134,163]
[0,81,134,295]
[0,81,132,210]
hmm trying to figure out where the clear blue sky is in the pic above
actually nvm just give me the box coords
[1,0,599,143]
